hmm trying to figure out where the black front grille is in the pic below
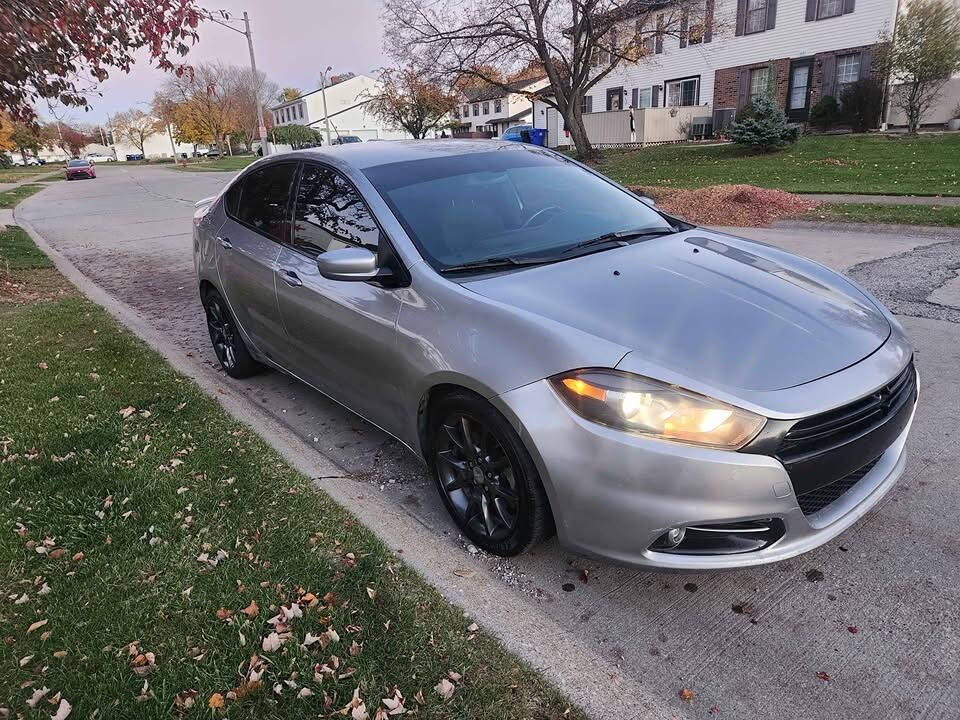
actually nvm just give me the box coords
[780,361,915,463]
[796,455,882,515]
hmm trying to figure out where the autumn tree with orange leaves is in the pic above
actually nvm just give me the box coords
[366,67,459,139]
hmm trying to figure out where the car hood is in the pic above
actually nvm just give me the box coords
[462,231,891,392]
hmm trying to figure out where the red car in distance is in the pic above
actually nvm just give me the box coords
[65,159,96,180]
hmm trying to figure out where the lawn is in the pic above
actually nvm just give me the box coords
[587,134,960,196]
[179,155,258,172]
[802,202,960,227]
[0,184,44,209]
[0,167,56,183]
[0,228,581,719]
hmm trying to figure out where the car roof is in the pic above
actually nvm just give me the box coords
[289,139,539,170]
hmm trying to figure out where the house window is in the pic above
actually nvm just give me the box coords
[635,18,656,55]
[494,98,502,113]
[749,66,769,101]
[745,0,767,33]
[453,107,460,119]
[299,104,304,119]
[581,95,593,113]
[463,104,469,117]
[817,0,843,19]
[482,101,490,114]
[637,88,652,108]
[688,2,706,44]
[835,53,861,95]
[472,103,479,115]
[665,77,699,107]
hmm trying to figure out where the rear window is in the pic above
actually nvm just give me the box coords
[232,162,297,242]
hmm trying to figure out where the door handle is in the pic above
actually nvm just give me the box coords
[278,269,303,287]
[217,236,232,249]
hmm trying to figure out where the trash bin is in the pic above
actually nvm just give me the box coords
[528,128,547,146]
[520,129,531,143]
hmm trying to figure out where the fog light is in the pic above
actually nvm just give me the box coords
[658,526,686,549]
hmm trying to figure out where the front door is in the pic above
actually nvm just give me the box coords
[787,59,813,122]
[273,162,404,434]
[606,86,624,111]
[216,161,298,359]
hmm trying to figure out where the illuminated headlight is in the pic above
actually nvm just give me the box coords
[550,369,765,450]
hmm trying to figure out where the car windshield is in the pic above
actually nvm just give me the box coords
[362,146,673,270]
[67,160,88,167]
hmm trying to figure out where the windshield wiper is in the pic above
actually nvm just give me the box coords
[438,255,554,274]
[563,226,679,254]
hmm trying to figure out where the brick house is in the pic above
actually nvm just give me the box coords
[577,0,901,131]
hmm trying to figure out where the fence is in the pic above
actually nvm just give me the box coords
[544,105,712,148]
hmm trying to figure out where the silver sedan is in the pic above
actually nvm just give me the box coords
[192,140,917,569]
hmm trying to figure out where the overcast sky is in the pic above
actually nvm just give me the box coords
[52,0,390,126]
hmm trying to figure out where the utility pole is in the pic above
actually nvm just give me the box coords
[320,66,333,145]
[209,10,270,155]
[242,12,269,156]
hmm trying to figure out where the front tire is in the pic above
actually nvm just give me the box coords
[202,287,262,378]
[428,392,552,556]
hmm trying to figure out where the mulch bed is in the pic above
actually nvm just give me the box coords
[629,184,821,227]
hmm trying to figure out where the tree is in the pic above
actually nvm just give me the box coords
[227,67,278,152]
[277,88,303,102]
[728,95,798,152]
[114,110,161,157]
[1,0,205,122]
[60,125,94,156]
[0,115,14,153]
[159,62,240,153]
[383,0,700,158]
[366,67,458,139]
[876,0,960,133]
[10,122,41,163]
[267,124,324,150]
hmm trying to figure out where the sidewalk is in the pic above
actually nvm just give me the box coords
[805,193,960,206]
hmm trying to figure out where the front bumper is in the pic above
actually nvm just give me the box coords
[497,375,916,570]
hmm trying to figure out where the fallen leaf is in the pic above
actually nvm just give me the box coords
[216,608,233,622]
[679,688,696,701]
[50,698,71,720]
[447,671,462,682]
[174,689,198,710]
[242,600,259,618]
[847,625,858,634]
[208,692,225,709]
[26,687,50,708]
[262,632,282,652]
[19,654,34,667]
[119,406,137,419]
[298,687,314,699]
[27,619,48,634]
[816,671,831,682]
[467,623,479,633]
[414,689,424,705]
[350,640,362,656]
[48,548,66,559]
[53,650,67,659]
[38,362,48,370]
[434,678,455,701]
[366,587,376,601]
[71,552,84,562]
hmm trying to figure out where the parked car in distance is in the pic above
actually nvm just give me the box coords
[500,124,533,142]
[65,158,96,180]
[125,153,144,161]
[331,135,362,145]
[206,148,222,158]
[193,140,917,569]
[9,155,41,166]
[86,153,115,163]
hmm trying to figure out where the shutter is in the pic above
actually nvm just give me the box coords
[805,0,817,21]
[736,69,750,109]
[587,95,593,113]
[656,15,664,54]
[859,48,872,79]
[680,11,688,48]
[766,0,777,30]
[632,88,639,108]
[705,0,715,42]
[843,0,855,13]
[735,0,746,35]
[651,85,660,107]
[821,54,837,97]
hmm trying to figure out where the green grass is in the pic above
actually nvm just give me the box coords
[0,167,54,183]
[179,155,258,172]
[803,202,960,226]
[587,134,960,196]
[0,184,43,208]
[0,234,581,719]
[0,226,53,270]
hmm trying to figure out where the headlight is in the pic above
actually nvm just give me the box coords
[550,369,765,449]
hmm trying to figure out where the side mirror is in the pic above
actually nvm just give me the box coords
[316,247,379,282]
[638,195,657,209]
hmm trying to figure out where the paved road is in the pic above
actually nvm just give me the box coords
[17,165,960,719]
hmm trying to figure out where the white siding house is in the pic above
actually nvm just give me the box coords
[270,75,412,142]
[111,123,196,161]
[454,77,551,136]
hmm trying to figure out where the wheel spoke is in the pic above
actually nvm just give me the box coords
[481,493,496,537]
[442,423,465,452]
[460,416,478,461]
[487,482,517,504]
[437,449,468,474]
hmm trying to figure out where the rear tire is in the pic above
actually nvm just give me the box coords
[202,287,262,378]
[428,391,552,556]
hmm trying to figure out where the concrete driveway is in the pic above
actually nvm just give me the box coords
[16,164,960,719]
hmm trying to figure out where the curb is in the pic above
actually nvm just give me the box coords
[13,198,676,720]
[772,219,960,237]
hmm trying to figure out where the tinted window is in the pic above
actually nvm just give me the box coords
[234,162,297,242]
[67,160,88,167]
[291,164,379,256]
[224,181,242,217]
[363,147,671,269]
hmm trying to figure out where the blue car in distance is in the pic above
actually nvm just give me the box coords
[501,124,533,142]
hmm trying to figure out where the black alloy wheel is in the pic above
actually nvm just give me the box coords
[202,288,261,378]
[429,392,552,556]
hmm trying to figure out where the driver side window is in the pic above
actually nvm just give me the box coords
[292,164,380,256]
